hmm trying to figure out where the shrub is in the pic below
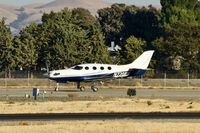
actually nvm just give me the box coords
[187,106,193,109]
[147,101,153,106]
[127,89,136,96]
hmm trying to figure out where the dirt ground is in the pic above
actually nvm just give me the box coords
[0,98,200,114]
[1,98,200,133]
[0,120,200,133]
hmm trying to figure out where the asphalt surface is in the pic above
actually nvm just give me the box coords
[1,88,200,100]
[0,112,200,121]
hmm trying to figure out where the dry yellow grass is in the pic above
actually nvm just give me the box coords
[1,98,200,133]
[1,78,200,89]
[0,120,200,133]
[0,98,200,114]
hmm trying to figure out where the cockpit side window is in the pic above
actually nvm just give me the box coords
[53,73,60,76]
[72,65,83,70]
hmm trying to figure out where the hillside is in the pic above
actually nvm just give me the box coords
[0,0,110,34]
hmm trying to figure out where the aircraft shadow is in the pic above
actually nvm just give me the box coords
[56,89,81,92]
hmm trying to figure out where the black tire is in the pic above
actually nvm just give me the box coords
[91,86,98,92]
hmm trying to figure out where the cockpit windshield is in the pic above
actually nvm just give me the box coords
[71,65,83,70]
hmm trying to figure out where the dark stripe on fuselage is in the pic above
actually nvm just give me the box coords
[128,69,146,76]
[50,73,114,83]
[50,69,146,83]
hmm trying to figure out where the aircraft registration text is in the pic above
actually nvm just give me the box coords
[114,72,129,78]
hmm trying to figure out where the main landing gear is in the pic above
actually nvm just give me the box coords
[77,82,98,92]
[77,82,85,92]
[91,83,98,92]
[54,82,99,92]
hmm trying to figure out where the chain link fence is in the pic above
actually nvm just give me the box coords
[0,70,199,88]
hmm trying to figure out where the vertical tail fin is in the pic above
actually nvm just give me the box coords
[128,50,154,69]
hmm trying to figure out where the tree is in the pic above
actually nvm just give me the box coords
[86,22,111,64]
[0,18,14,75]
[98,4,161,65]
[123,5,161,45]
[39,21,88,68]
[71,8,96,30]
[36,8,111,69]
[98,4,127,46]
[153,23,200,71]
[153,0,200,72]
[120,36,145,64]
[161,0,200,26]
[12,23,39,70]
[194,1,200,23]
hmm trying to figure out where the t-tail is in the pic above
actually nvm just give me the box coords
[126,50,154,76]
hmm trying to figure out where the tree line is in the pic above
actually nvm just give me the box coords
[0,0,200,76]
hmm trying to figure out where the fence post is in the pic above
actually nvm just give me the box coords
[4,70,8,100]
[48,79,51,89]
[118,78,121,87]
[187,72,190,88]
[164,72,166,88]
[4,71,7,88]
[28,71,29,87]
[140,76,143,86]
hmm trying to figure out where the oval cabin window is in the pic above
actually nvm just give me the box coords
[93,67,97,70]
[85,67,89,70]
[100,67,104,70]
[108,67,112,70]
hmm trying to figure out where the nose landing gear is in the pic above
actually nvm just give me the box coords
[55,83,59,91]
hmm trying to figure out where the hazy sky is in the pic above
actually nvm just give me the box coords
[0,0,160,6]
[0,0,54,6]
[104,0,160,6]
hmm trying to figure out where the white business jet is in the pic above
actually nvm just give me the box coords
[44,50,154,92]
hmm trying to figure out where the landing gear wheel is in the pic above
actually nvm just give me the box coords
[54,87,59,92]
[54,83,59,92]
[91,85,98,92]
[80,86,85,92]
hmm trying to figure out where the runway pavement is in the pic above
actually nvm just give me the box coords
[0,112,200,120]
[1,88,200,100]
